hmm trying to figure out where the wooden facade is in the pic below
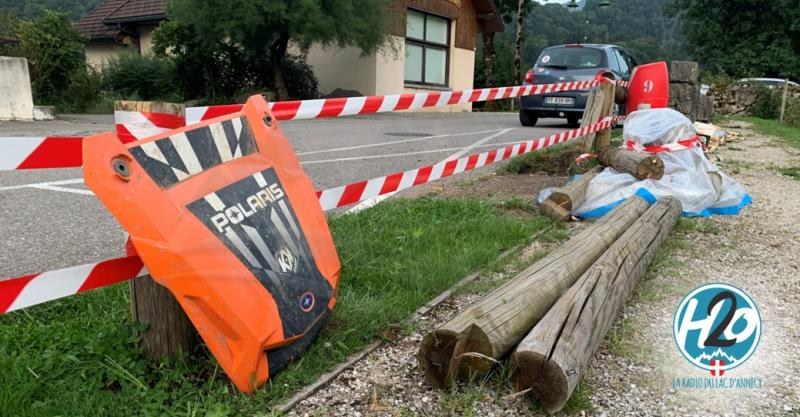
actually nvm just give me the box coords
[387,0,500,50]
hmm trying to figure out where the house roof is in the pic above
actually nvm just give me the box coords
[77,0,166,39]
[473,0,504,33]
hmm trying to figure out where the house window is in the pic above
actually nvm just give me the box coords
[404,9,449,87]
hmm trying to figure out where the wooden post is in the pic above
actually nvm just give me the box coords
[577,82,613,152]
[512,197,681,414]
[593,81,617,150]
[114,100,199,359]
[598,147,665,180]
[780,78,789,125]
[417,196,651,388]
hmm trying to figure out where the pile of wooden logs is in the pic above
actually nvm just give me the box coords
[417,193,682,413]
[541,80,664,222]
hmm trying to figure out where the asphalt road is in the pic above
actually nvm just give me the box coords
[0,112,572,278]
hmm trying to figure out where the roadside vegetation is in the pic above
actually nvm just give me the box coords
[0,197,554,416]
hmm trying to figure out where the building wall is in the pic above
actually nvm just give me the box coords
[305,44,378,96]
[85,40,132,69]
[0,56,34,120]
[138,25,158,54]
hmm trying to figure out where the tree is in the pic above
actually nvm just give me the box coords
[12,10,88,105]
[665,0,800,80]
[513,0,532,85]
[482,0,516,89]
[166,0,390,100]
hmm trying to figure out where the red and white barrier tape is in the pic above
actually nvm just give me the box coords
[315,115,621,211]
[616,80,630,88]
[186,80,602,124]
[0,256,147,314]
[0,81,603,171]
[575,153,596,163]
[624,135,701,153]
[114,110,185,143]
[0,136,83,170]
[0,115,622,315]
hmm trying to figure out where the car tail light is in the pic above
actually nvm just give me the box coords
[524,69,535,84]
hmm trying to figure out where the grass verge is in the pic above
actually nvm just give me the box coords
[0,197,552,417]
[722,116,800,148]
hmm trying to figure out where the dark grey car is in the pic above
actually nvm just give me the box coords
[519,44,637,127]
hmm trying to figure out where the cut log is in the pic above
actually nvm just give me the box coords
[598,147,664,180]
[115,100,199,359]
[593,82,617,150]
[538,198,571,222]
[512,197,681,414]
[418,196,651,388]
[578,82,614,152]
[547,166,603,214]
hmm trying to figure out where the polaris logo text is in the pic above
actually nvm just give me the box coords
[211,183,285,233]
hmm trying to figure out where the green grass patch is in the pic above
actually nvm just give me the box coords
[0,197,550,416]
[500,143,590,176]
[780,166,800,180]
[722,116,800,148]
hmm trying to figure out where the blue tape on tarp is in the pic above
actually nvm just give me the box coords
[575,189,752,219]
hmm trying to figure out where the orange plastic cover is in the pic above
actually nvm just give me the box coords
[83,95,340,392]
[627,61,670,113]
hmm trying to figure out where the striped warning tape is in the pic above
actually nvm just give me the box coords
[0,115,623,315]
[0,80,603,171]
[114,110,186,143]
[185,80,603,124]
[624,135,701,153]
[0,136,83,170]
[0,256,147,314]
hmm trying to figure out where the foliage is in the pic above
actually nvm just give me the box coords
[0,197,551,416]
[3,10,101,111]
[152,19,319,103]
[750,86,782,120]
[665,0,800,80]
[102,54,181,102]
[164,0,389,100]
[0,0,102,19]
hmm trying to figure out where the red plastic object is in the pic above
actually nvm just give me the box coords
[626,61,669,113]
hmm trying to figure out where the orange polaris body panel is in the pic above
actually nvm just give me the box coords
[82,95,340,393]
[626,61,670,113]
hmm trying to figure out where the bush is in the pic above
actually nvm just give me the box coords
[102,54,181,101]
[751,85,781,120]
[61,66,104,112]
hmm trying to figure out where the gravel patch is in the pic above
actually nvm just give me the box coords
[287,123,800,417]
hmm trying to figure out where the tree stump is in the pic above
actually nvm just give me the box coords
[512,197,681,413]
[115,100,199,359]
[598,147,664,180]
[417,196,651,388]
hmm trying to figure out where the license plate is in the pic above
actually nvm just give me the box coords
[544,97,575,106]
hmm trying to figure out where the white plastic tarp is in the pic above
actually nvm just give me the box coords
[548,108,752,218]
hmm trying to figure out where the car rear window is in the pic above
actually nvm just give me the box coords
[537,47,603,69]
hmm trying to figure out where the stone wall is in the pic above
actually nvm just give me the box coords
[709,81,800,116]
[668,61,713,122]
[0,56,34,121]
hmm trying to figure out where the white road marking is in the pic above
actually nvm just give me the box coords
[0,178,85,192]
[443,129,512,161]
[295,129,504,156]
[29,184,94,195]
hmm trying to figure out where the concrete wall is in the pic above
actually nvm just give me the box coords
[0,56,34,120]
[85,40,132,69]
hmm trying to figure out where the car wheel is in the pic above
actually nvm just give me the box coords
[567,115,580,127]
[519,111,538,127]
